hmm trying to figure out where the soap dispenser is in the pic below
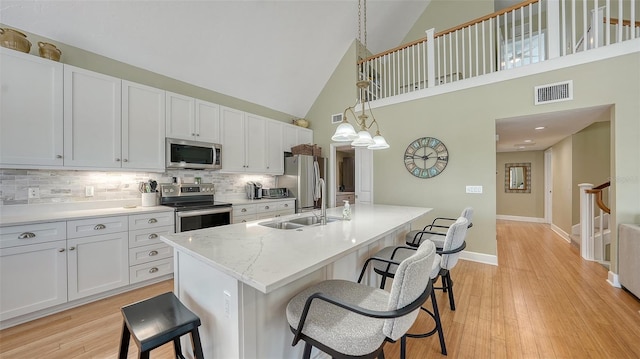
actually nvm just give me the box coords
[342,200,351,220]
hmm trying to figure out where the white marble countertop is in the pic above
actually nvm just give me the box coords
[159,204,432,294]
[0,200,174,226]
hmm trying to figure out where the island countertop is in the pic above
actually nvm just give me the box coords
[160,204,431,293]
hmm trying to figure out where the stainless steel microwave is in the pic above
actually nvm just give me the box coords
[166,138,222,170]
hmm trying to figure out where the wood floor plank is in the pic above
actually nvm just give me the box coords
[1,221,639,359]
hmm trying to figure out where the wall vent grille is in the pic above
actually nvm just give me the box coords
[534,80,573,105]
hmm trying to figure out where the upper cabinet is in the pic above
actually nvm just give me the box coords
[166,92,220,143]
[220,106,248,172]
[0,49,64,166]
[283,125,313,152]
[265,120,284,174]
[122,81,166,170]
[63,65,122,168]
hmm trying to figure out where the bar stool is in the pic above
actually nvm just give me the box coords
[118,292,205,359]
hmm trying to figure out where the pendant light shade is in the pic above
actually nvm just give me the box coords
[350,130,375,147]
[368,133,390,150]
[331,121,359,141]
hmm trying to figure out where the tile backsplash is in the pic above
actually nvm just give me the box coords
[0,169,275,206]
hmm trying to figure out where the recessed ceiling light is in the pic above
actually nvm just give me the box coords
[535,126,545,130]
[524,139,533,143]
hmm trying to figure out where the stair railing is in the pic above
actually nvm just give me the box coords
[578,182,610,264]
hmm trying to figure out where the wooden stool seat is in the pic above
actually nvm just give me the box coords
[118,292,204,359]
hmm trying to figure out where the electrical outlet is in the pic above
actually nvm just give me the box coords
[466,185,483,194]
[28,187,40,199]
[223,290,231,318]
[85,186,94,197]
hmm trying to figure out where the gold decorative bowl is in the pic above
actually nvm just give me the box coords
[293,119,309,128]
[38,42,62,62]
[0,28,31,53]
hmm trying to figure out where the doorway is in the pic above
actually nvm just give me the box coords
[328,143,373,207]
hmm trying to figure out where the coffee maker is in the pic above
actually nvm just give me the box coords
[246,182,263,199]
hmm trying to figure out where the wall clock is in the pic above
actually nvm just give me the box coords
[404,137,449,178]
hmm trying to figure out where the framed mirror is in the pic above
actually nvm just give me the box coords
[505,162,531,193]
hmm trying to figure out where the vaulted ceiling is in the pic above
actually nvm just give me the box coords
[1,0,430,118]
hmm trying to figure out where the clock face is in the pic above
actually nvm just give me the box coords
[404,137,449,178]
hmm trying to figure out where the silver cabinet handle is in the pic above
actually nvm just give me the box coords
[284,204,289,207]
[241,208,247,212]
[196,133,200,136]
[56,155,63,158]
[148,218,158,224]
[94,224,106,230]
[19,232,36,239]
[69,246,76,251]
[148,250,158,256]
[148,233,158,239]
[123,159,128,162]
[116,158,121,162]
[191,133,196,136]
[149,267,159,273]
[58,248,65,252]
[264,206,270,210]
[241,219,247,222]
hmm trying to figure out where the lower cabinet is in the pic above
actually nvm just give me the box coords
[0,240,67,321]
[67,231,129,301]
[233,200,295,223]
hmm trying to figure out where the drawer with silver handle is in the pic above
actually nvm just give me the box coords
[0,221,66,249]
[129,242,172,266]
[128,226,173,248]
[128,212,174,231]
[67,216,128,239]
[129,257,173,284]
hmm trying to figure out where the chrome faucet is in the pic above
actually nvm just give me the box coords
[319,178,326,225]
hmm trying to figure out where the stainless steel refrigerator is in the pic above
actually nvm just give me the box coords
[276,154,326,213]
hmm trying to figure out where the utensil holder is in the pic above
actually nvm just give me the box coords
[141,192,158,207]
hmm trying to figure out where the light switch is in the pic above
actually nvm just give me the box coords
[466,185,483,194]
[85,186,94,197]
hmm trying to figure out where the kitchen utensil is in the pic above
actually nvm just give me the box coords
[149,180,158,192]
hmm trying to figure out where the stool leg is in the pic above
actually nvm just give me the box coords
[400,336,407,359]
[431,288,447,355]
[445,272,456,310]
[302,342,312,359]
[174,337,184,359]
[139,350,150,359]
[118,323,130,359]
[190,329,205,359]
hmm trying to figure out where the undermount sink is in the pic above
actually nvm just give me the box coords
[259,215,342,230]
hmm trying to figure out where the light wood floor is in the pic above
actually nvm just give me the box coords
[1,220,639,358]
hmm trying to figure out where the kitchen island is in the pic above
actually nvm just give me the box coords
[160,203,432,359]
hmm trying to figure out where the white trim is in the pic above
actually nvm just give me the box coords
[460,251,498,266]
[551,223,572,243]
[607,271,621,288]
[496,215,546,223]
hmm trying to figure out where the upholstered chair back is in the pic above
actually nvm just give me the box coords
[440,217,469,270]
[461,207,474,224]
[382,240,436,340]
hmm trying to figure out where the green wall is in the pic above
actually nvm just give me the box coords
[496,151,545,219]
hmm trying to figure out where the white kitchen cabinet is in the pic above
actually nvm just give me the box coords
[67,231,129,301]
[265,120,284,174]
[232,204,257,223]
[283,123,313,152]
[220,106,247,172]
[166,92,220,143]
[256,199,296,219]
[63,65,122,168]
[66,216,129,301]
[128,212,175,284]
[122,81,166,170]
[0,48,64,167]
[245,113,268,172]
[0,238,67,321]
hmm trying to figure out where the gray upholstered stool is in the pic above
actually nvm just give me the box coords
[286,240,436,359]
[118,292,204,359]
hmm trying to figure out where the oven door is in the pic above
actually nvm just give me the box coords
[175,207,232,232]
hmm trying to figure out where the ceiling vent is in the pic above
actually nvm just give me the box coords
[534,80,573,105]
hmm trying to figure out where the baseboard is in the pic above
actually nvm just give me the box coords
[607,271,621,288]
[496,215,546,223]
[550,224,572,243]
[461,251,498,266]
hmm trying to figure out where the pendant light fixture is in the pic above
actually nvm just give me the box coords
[331,0,389,150]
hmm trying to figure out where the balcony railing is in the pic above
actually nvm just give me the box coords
[358,0,639,102]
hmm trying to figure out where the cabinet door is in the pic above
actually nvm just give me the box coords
[283,124,298,152]
[297,128,313,146]
[245,113,267,173]
[195,100,221,143]
[266,120,284,174]
[122,81,166,170]
[220,106,246,172]
[0,49,63,166]
[0,240,67,321]
[67,232,129,301]
[64,65,122,168]
[165,92,195,140]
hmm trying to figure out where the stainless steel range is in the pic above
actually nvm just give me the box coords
[160,183,232,232]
